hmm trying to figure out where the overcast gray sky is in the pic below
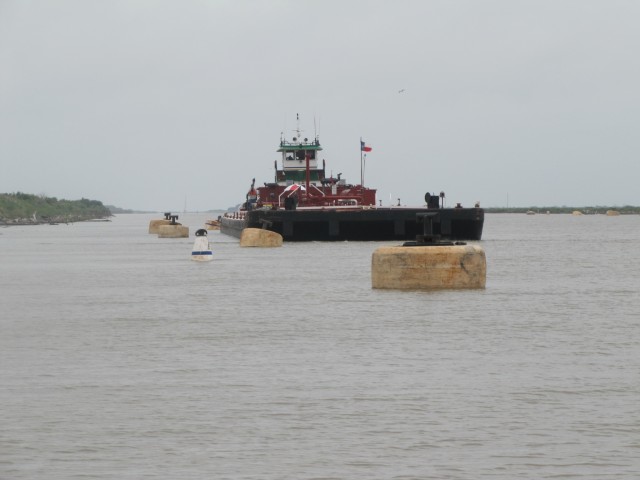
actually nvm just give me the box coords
[1,0,639,211]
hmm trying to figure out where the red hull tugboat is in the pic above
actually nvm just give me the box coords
[220,120,484,242]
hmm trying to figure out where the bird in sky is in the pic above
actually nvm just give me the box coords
[398,88,405,93]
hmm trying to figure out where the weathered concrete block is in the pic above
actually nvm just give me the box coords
[240,228,283,247]
[372,244,486,290]
[148,219,172,234]
[157,224,189,238]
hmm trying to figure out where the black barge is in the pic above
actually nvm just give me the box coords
[220,205,483,242]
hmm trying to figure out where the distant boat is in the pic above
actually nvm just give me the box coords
[526,210,536,215]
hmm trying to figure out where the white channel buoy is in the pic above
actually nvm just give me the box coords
[191,229,213,262]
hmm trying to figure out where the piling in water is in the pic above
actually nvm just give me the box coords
[240,228,283,247]
[372,244,486,290]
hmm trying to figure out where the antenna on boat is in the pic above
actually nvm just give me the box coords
[283,113,287,142]
[295,113,301,140]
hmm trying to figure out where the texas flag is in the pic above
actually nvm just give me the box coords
[361,140,372,152]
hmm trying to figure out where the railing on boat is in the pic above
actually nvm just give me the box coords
[277,184,326,207]
[223,212,246,220]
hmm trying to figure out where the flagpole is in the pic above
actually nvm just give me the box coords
[360,137,363,187]
[363,153,366,188]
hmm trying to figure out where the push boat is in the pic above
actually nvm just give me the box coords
[220,124,484,242]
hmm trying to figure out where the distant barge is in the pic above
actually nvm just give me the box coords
[220,117,484,242]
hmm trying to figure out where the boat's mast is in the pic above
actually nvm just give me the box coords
[305,152,310,199]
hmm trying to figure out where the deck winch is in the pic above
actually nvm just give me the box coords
[403,212,464,247]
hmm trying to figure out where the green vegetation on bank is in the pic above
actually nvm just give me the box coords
[0,192,112,224]
[485,206,640,214]
[106,205,135,214]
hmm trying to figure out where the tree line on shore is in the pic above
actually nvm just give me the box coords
[0,192,112,224]
[485,206,640,214]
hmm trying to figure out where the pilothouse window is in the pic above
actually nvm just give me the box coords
[295,150,315,161]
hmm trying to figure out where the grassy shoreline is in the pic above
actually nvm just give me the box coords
[0,192,112,225]
[485,206,640,214]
